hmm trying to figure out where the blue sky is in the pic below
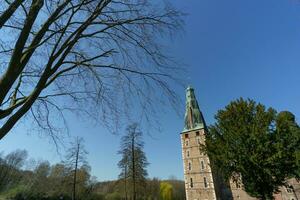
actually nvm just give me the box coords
[1,0,300,181]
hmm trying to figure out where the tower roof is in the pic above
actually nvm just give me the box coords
[183,86,206,132]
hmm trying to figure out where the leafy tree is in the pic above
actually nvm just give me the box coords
[160,182,173,200]
[0,0,183,140]
[205,98,300,200]
[165,178,186,200]
[118,123,149,200]
[274,111,300,179]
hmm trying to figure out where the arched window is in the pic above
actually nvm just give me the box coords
[190,178,193,188]
[188,162,192,171]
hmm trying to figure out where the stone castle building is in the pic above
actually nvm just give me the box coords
[180,86,300,200]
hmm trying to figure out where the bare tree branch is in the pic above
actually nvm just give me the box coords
[0,0,25,29]
[0,0,184,141]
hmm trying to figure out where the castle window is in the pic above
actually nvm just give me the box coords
[286,185,293,193]
[204,177,208,188]
[188,162,192,171]
[190,178,193,188]
[185,134,189,138]
[236,182,241,189]
[200,160,205,170]
[185,140,189,146]
[196,131,200,136]
[187,150,190,157]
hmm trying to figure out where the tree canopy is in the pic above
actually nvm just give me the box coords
[0,149,185,200]
[205,98,300,200]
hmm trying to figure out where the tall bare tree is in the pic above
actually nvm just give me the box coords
[0,0,183,140]
[64,137,88,200]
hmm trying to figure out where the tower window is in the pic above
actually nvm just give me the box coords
[190,178,193,188]
[286,185,293,193]
[196,131,200,136]
[188,162,192,171]
[201,160,205,170]
[204,177,208,188]
[185,134,189,138]
[185,140,189,146]
[186,150,190,157]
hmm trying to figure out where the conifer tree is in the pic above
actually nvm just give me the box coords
[118,123,149,200]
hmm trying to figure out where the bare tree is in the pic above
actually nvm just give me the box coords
[64,137,88,200]
[0,0,183,140]
[0,149,28,191]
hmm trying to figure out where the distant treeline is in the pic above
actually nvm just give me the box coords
[0,150,185,200]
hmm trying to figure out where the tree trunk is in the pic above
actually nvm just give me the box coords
[125,165,128,200]
[72,143,80,200]
[132,133,136,200]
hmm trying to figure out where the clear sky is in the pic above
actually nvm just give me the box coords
[1,0,300,181]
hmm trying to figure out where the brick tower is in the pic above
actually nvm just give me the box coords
[181,86,217,200]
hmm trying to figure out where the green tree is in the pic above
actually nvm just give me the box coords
[205,98,300,200]
[160,182,173,200]
[0,0,183,140]
[118,123,149,200]
[166,178,186,200]
[274,111,300,179]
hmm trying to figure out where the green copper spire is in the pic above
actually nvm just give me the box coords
[183,86,205,132]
